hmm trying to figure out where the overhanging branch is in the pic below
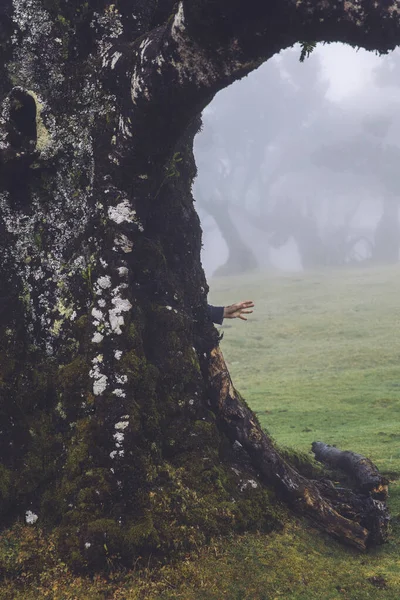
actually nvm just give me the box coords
[107,0,400,161]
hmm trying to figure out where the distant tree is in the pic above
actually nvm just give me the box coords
[196,48,379,272]
[313,115,400,264]
[195,48,329,274]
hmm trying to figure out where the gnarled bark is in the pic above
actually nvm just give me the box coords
[312,442,389,499]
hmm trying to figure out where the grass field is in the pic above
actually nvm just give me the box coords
[2,265,400,599]
[202,264,400,599]
[209,266,400,487]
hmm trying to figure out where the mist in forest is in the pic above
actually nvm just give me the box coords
[194,42,400,278]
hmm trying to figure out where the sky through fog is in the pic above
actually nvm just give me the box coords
[319,43,382,101]
[196,42,400,276]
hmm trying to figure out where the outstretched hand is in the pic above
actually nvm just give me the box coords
[223,300,254,321]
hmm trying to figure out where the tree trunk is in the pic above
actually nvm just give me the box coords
[0,0,399,572]
[202,197,259,276]
[373,195,400,263]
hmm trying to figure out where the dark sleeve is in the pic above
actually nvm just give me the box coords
[207,304,224,325]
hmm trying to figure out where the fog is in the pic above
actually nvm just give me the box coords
[194,43,400,277]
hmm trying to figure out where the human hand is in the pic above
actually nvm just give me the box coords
[223,300,254,321]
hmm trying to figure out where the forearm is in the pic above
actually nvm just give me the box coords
[207,304,224,325]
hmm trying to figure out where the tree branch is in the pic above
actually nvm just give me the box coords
[312,441,389,498]
[110,0,400,159]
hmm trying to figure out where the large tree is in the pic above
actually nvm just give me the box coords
[0,0,398,571]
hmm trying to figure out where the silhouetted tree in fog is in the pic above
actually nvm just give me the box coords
[195,49,329,274]
[314,114,400,264]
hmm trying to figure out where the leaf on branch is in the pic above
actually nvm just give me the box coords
[299,41,317,62]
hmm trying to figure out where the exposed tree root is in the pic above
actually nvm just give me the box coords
[312,441,389,499]
[208,346,390,550]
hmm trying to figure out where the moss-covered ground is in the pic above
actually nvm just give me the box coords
[2,265,400,599]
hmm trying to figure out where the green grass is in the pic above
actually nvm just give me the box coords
[210,266,400,483]
[3,265,400,599]
[201,265,400,598]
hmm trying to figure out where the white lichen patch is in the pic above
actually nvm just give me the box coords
[25,510,38,524]
[55,401,67,419]
[112,388,126,397]
[131,66,144,104]
[92,332,104,343]
[109,296,132,334]
[110,416,129,457]
[118,115,133,138]
[239,479,258,492]
[172,1,185,37]
[113,234,133,253]
[155,54,165,70]
[140,38,152,62]
[111,51,122,69]
[109,308,125,335]
[96,275,112,290]
[89,355,108,395]
[108,200,136,224]
[112,283,128,295]
[93,374,107,395]
[91,307,104,321]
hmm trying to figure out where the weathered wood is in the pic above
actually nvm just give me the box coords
[208,346,390,550]
[312,442,389,499]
